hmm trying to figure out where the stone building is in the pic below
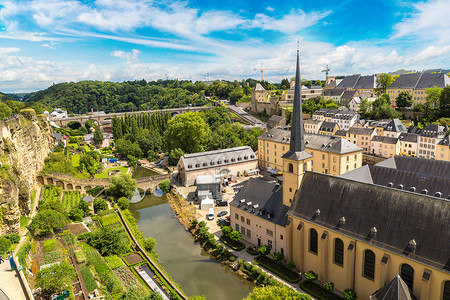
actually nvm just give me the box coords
[177,146,258,186]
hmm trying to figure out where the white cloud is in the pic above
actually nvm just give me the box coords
[0,47,21,54]
[393,0,450,44]
[408,45,450,63]
[250,9,331,34]
[111,49,141,61]
[266,6,275,12]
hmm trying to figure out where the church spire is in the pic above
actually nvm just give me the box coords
[290,48,305,152]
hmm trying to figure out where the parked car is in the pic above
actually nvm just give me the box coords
[206,208,214,220]
[218,218,230,226]
[216,200,228,206]
[217,211,227,217]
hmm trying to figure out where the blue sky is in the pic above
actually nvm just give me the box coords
[0,0,449,92]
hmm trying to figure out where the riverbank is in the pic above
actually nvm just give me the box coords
[166,192,198,230]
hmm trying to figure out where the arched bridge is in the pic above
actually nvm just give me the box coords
[37,173,172,192]
[51,106,213,126]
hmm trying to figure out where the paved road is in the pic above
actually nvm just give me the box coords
[228,105,267,128]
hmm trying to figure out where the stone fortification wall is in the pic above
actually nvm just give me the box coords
[0,111,53,234]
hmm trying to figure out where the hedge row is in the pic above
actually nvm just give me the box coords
[255,255,301,283]
[219,235,245,251]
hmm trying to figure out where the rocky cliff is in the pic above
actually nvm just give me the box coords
[0,109,53,234]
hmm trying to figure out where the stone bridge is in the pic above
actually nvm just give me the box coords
[51,106,213,127]
[37,172,171,192]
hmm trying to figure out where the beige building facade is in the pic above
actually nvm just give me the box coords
[258,129,363,175]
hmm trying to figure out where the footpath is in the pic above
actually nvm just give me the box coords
[0,188,41,300]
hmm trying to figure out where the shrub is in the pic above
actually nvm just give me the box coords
[305,270,318,282]
[36,260,75,294]
[258,245,271,256]
[4,233,20,244]
[256,255,301,283]
[246,246,259,256]
[221,226,232,237]
[199,221,206,228]
[219,235,245,251]
[230,231,242,242]
[117,197,130,210]
[77,232,92,241]
[324,281,334,292]
[272,251,284,262]
[344,288,357,300]
[159,179,171,193]
[93,198,108,213]
[191,219,198,227]
[143,237,156,252]
[287,261,296,270]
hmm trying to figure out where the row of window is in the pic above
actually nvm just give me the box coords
[419,143,435,149]
[307,229,433,294]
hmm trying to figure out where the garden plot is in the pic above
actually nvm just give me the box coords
[62,191,81,211]
[68,223,89,235]
[123,253,144,265]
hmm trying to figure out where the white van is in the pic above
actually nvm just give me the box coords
[206,208,214,220]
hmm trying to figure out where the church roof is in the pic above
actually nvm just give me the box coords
[230,178,288,226]
[370,275,417,300]
[254,83,266,91]
[259,128,362,154]
[289,172,450,272]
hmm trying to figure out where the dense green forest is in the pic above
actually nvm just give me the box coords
[111,107,263,165]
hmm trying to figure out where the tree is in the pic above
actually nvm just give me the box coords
[245,285,311,300]
[36,261,75,294]
[229,231,242,242]
[272,251,284,262]
[79,152,102,177]
[0,102,12,120]
[93,124,104,146]
[87,226,128,255]
[165,112,211,154]
[169,148,185,166]
[375,73,395,96]
[359,98,371,117]
[439,85,450,118]
[93,198,108,213]
[425,86,442,108]
[221,226,232,237]
[159,179,171,193]
[280,78,290,90]
[117,197,130,210]
[371,93,400,119]
[126,154,138,167]
[28,210,68,236]
[109,173,137,198]
[69,207,84,222]
[78,200,91,217]
[0,236,12,254]
[258,245,271,256]
[143,237,156,251]
[396,90,413,108]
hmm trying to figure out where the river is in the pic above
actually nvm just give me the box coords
[129,195,255,300]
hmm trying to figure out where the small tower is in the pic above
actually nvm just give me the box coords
[282,48,313,206]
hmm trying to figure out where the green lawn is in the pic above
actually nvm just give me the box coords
[71,154,80,168]
[94,166,128,178]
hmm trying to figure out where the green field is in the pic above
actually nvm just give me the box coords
[71,154,80,168]
[62,191,81,211]
[94,166,128,178]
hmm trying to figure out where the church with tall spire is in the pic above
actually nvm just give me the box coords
[281,48,313,206]
[228,47,313,257]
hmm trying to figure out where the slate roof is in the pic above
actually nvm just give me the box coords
[354,75,376,89]
[180,146,257,171]
[319,121,338,132]
[337,74,361,88]
[341,90,358,99]
[420,124,446,137]
[259,128,362,154]
[398,133,418,143]
[415,73,450,89]
[254,83,266,91]
[372,136,399,144]
[323,87,346,97]
[370,275,417,300]
[347,127,375,135]
[230,178,288,226]
[289,172,450,272]
[334,129,347,137]
[388,73,422,89]
[438,135,450,146]
[268,115,285,122]
[323,79,342,88]
[385,119,407,133]
[376,156,450,179]
[305,119,323,125]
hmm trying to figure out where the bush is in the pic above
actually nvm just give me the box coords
[159,179,171,193]
[86,186,104,196]
[258,245,271,256]
[219,235,245,251]
[221,226,232,237]
[305,270,318,282]
[344,288,357,300]
[4,233,20,244]
[272,251,284,262]
[143,237,156,252]
[77,232,92,241]
[0,237,12,254]
[191,219,198,227]
[255,255,301,283]
[117,197,130,210]
[199,221,206,228]
[324,281,334,292]
[230,231,242,242]
[36,260,75,294]
[246,246,259,256]
[93,198,108,213]
[287,261,296,270]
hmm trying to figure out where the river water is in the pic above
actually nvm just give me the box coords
[129,195,255,300]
